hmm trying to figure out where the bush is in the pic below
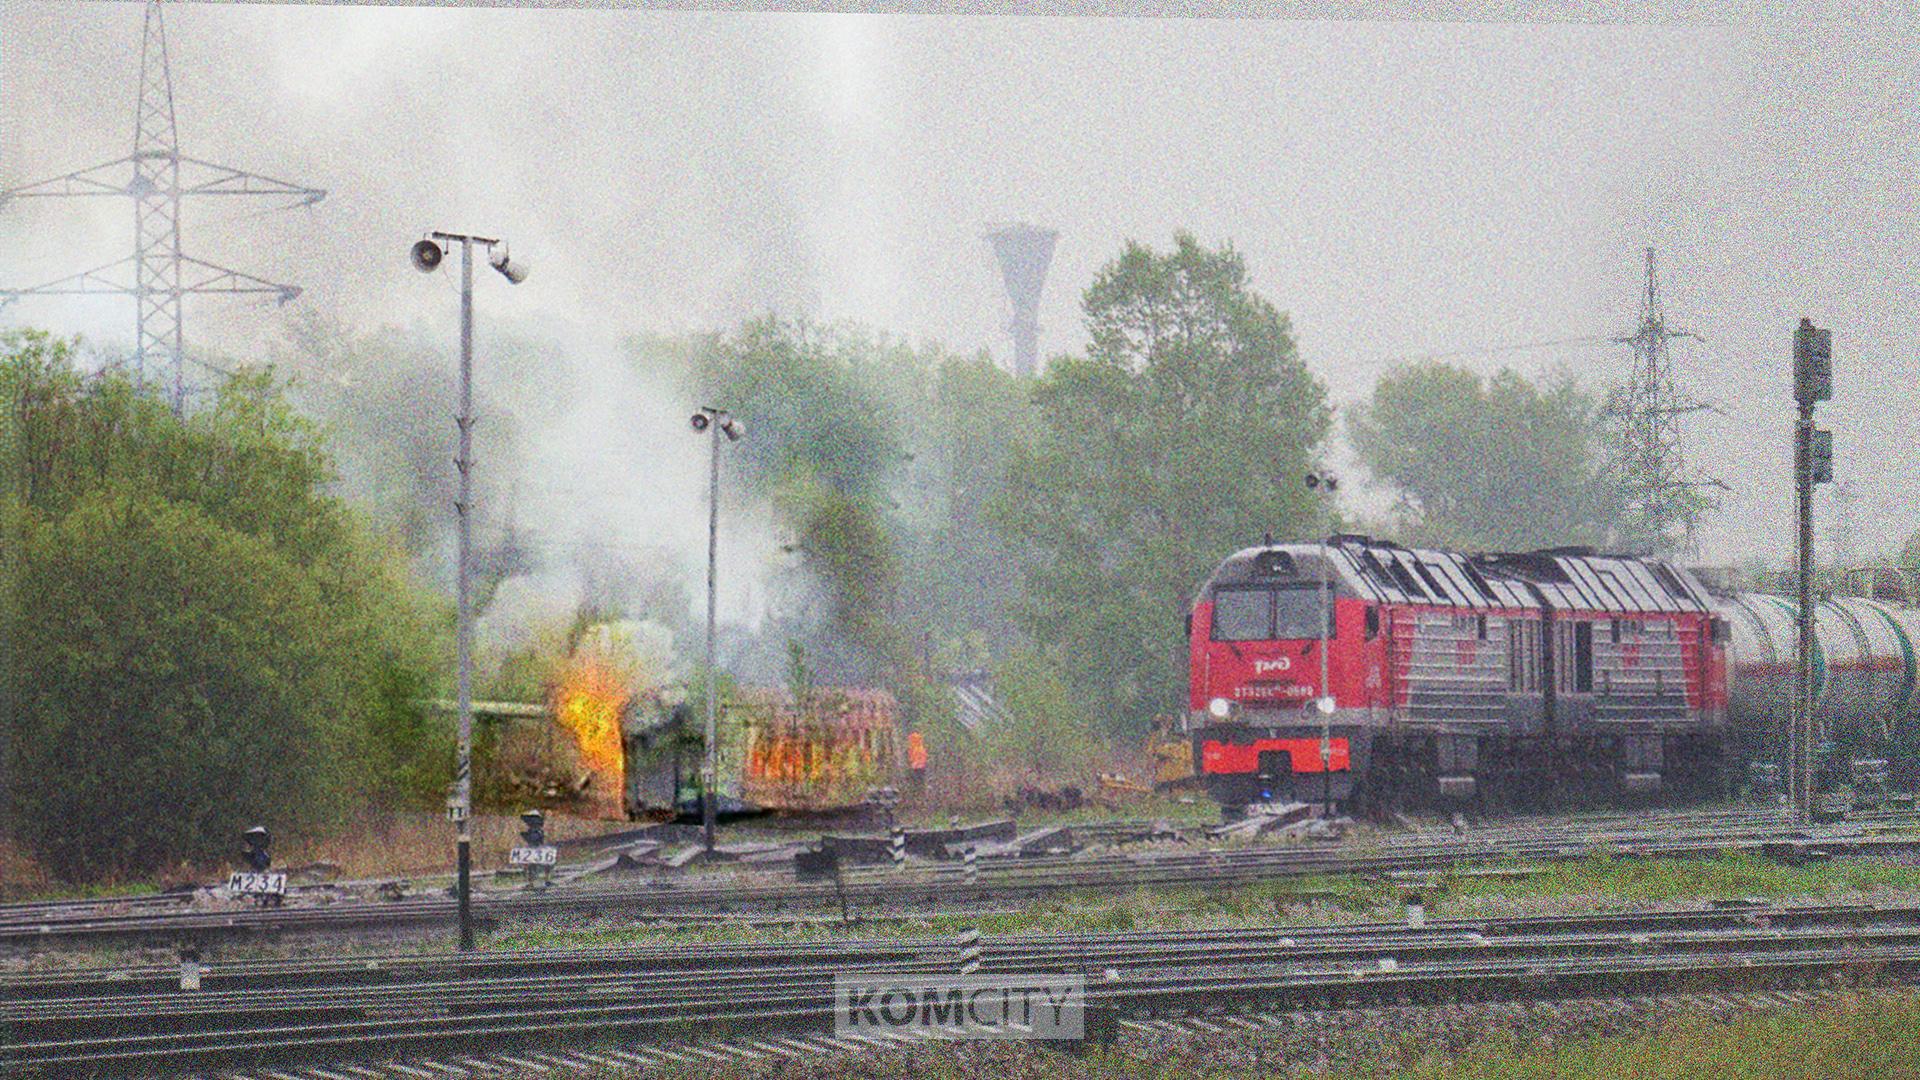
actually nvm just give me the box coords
[0,333,444,881]
[6,494,361,876]
[983,646,1105,788]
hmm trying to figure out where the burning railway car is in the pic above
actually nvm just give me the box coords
[622,687,901,819]
[1189,536,1920,812]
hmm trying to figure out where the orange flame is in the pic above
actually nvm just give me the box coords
[551,656,628,777]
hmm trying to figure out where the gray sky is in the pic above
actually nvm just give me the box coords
[2,2,1915,565]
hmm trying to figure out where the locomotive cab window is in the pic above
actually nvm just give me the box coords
[1211,585,1333,641]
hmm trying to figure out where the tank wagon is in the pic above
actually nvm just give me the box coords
[1189,536,1920,811]
[1716,591,1920,778]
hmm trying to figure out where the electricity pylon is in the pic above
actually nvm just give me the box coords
[1602,248,1724,556]
[0,1,324,412]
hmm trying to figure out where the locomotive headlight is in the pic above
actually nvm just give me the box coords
[1316,696,1336,715]
[1208,697,1233,719]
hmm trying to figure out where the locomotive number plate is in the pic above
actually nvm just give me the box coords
[509,846,558,866]
[227,872,288,896]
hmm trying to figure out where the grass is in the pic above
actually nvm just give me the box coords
[1320,992,1920,1080]
[0,808,641,902]
[894,792,1220,832]
[1439,851,1920,911]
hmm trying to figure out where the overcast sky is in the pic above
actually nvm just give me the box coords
[2,2,1914,565]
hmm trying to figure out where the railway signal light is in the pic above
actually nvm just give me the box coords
[1810,428,1833,484]
[1793,318,1832,406]
[520,810,545,847]
[241,826,271,871]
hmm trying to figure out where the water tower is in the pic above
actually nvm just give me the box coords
[982,222,1058,378]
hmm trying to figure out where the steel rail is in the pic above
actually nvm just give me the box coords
[7,810,1918,949]
[7,914,1920,1075]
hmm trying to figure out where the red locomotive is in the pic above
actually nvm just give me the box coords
[1188,537,1730,810]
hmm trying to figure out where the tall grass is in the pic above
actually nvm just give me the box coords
[1332,993,1920,1080]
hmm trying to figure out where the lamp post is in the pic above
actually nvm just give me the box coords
[691,406,744,854]
[409,231,528,951]
[1306,472,1339,816]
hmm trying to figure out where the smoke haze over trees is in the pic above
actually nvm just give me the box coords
[6,5,1917,568]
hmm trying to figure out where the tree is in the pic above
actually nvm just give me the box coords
[985,645,1104,786]
[0,332,443,880]
[276,313,520,562]
[894,354,1038,653]
[1349,362,1618,552]
[640,319,1038,680]
[991,233,1331,733]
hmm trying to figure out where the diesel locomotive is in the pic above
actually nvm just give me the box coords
[1188,536,1920,811]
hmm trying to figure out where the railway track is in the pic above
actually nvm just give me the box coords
[5,900,1917,1077]
[5,805,1917,950]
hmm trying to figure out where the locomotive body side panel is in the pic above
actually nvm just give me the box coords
[1386,605,1545,736]
[1194,538,1729,810]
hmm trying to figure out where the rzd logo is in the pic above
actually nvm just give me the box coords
[1252,657,1292,675]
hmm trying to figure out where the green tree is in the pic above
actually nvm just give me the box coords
[992,233,1331,733]
[894,354,1038,653]
[1349,362,1618,552]
[0,332,444,880]
[985,646,1104,785]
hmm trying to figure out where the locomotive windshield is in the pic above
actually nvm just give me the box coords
[1212,585,1331,641]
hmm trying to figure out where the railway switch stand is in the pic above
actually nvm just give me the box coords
[865,785,900,832]
[241,826,270,871]
[235,826,284,908]
[512,810,556,887]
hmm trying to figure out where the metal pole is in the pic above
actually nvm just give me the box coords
[454,237,476,951]
[1794,401,1815,823]
[703,416,721,854]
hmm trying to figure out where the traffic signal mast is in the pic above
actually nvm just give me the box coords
[1792,317,1833,822]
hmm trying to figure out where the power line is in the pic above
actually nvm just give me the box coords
[1364,334,1616,368]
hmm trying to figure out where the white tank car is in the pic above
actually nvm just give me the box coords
[1715,593,1920,752]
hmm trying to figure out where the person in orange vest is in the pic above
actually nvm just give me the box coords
[906,730,928,794]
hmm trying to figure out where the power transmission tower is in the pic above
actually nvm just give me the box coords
[0,0,324,412]
[1602,247,1723,556]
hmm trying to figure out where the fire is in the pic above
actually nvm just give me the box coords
[551,655,628,777]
